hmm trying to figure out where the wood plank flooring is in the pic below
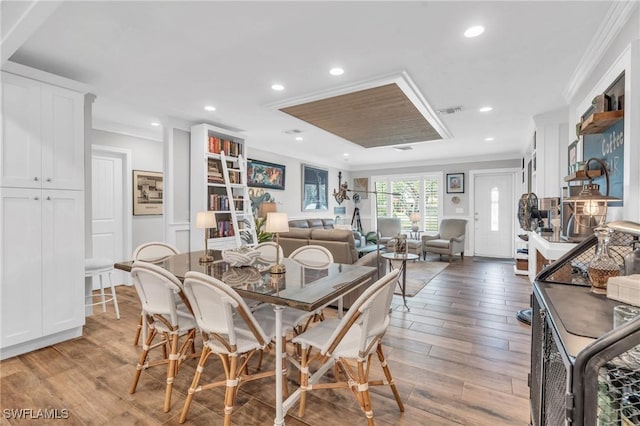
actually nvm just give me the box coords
[0,255,532,425]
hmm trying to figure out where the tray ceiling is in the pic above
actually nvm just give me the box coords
[279,82,443,148]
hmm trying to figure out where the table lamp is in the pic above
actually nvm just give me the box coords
[410,212,420,233]
[265,212,289,274]
[196,211,217,263]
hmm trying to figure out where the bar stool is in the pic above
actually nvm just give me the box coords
[85,258,120,319]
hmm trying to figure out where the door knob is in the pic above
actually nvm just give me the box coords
[46,178,52,182]
[34,177,39,181]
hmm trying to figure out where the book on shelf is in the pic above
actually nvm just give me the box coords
[207,136,242,157]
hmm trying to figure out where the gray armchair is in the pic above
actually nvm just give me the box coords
[422,219,467,262]
[377,217,401,245]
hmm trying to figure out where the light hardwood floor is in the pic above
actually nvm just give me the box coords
[0,255,532,425]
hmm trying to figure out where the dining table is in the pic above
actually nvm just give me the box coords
[115,249,376,425]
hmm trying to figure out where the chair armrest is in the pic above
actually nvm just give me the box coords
[422,234,440,243]
[450,235,465,243]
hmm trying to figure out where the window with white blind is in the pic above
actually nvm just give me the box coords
[373,174,442,232]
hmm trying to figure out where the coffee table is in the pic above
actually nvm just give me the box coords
[381,252,419,311]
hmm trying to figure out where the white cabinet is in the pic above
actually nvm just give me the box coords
[0,72,85,359]
[1,72,84,190]
[0,188,84,349]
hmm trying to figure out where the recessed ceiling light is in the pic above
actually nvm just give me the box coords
[150,122,160,127]
[343,153,349,157]
[464,25,485,38]
[484,137,495,142]
[479,106,493,112]
[204,105,216,112]
[330,67,344,76]
[295,136,303,141]
[271,83,285,91]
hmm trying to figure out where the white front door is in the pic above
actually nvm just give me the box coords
[91,151,126,285]
[474,173,515,258]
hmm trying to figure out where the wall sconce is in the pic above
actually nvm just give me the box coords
[265,212,289,274]
[196,211,217,263]
[565,157,619,240]
[409,212,420,233]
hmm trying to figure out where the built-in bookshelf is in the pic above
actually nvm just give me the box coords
[190,124,257,251]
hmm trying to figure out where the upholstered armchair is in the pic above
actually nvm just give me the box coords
[377,217,402,245]
[422,219,467,262]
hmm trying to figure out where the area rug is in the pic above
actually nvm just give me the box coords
[389,260,449,297]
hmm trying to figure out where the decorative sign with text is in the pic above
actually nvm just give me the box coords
[583,119,624,206]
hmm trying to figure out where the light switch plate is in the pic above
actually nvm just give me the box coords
[456,208,464,214]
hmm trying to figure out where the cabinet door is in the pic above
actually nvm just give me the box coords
[0,188,43,347]
[41,85,84,190]
[42,190,85,335]
[0,73,42,188]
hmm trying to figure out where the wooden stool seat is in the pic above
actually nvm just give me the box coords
[85,258,120,319]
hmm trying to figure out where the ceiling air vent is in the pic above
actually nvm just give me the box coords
[436,106,463,115]
[393,146,413,151]
[284,129,303,135]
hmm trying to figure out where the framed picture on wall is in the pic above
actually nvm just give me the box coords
[302,164,328,211]
[247,159,286,190]
[446,173,464,194]
[133,170,163,215]
[568,140,578,174]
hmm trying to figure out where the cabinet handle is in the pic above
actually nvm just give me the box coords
[46,178,52,182]
[34,177,39,181]
[46,196,51,201]
[34,197,39,200]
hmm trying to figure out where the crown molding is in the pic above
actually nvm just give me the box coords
[563,1,638,102]
[266,70,453,140]
[93,118,163,142]
[1,60,91,93]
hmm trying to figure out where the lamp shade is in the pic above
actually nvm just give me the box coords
[410,212,420,223]
[265,212,289,233]
[195,211,216,229]
[259,202,277,218]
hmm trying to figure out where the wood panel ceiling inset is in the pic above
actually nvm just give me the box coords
[279,83,443,148]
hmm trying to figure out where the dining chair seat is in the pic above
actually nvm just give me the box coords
[84,257,120,319]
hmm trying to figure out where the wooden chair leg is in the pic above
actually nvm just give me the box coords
[298,347,310,417]
[133,314,143,345]
[376,342,404,412]
[130,328,157,394]
[356,359,374,426]
[163,332,179,412]
[223,355,238,426]
[180,346,212,424]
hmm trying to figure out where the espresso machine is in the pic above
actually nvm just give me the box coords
[537,197,560,234]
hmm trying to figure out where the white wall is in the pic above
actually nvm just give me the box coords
[92,129,164,249]
[248,147,352,223]
[568,6,640,222]
[351,158,520,232]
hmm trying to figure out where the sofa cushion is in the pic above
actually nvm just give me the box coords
[306,219,325,229]
[321,218,335,228]
[279,237,308,257]
[288,219,311,229]
[280,228,312,239]
[311,228,351,242]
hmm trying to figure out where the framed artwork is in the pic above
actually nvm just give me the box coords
[133,170,163,215]
[352,177,369,199]
[583,119,624,206]
[247,159,286,190]
[446,173,464,194]
[302,164,328,211]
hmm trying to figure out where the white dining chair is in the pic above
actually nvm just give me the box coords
[129,261,198,413]
[289,245,334,268]
[292,269,404,425]
[179,271,278,426]
[132,242,181,345]
[254,241,284,263]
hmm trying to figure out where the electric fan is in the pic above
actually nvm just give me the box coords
[518,192,539,231]
[516,192,539,325]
